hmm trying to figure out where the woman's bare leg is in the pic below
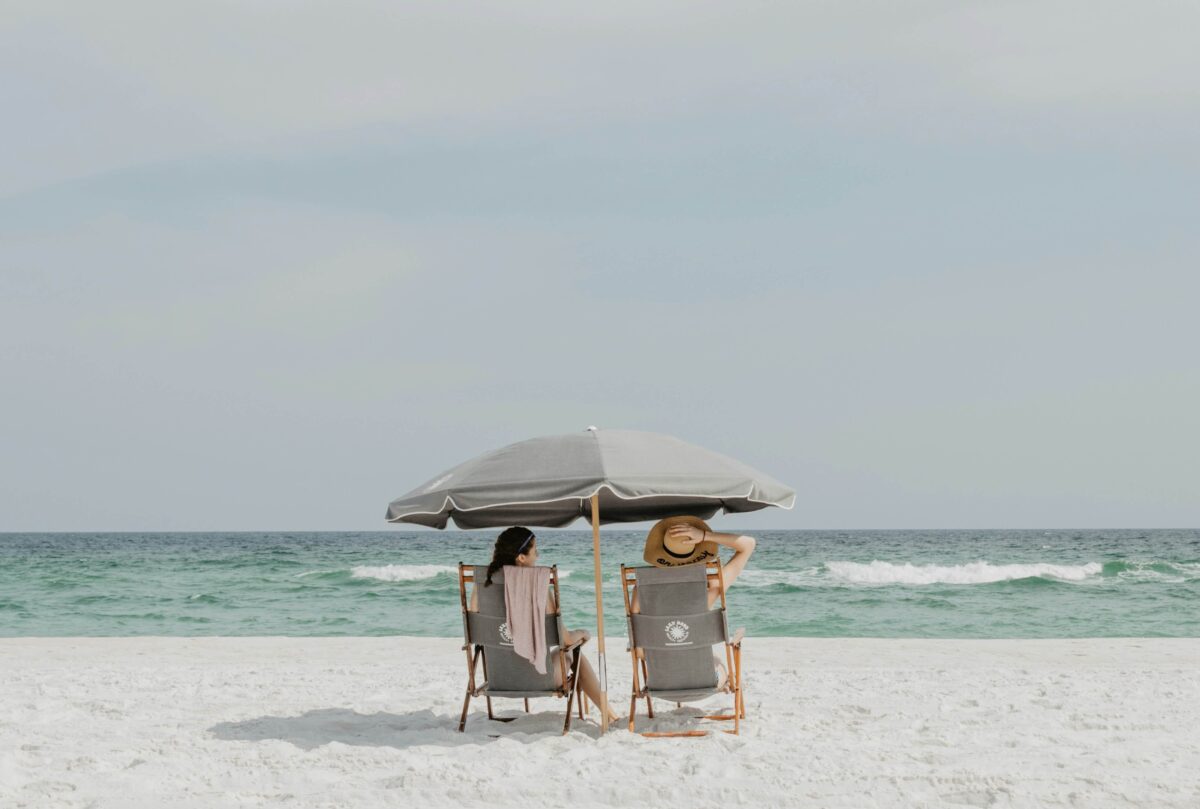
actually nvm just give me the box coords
[575,655,619,722]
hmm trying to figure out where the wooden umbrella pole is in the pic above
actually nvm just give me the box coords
[590,493,609,734]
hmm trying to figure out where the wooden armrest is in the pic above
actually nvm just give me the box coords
[562,637,588,652]
[730,628,745,647]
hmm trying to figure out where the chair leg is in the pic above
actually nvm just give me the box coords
[565,648,582,731]
[735,646,746,719]
[460,645,481,732]
[640,659,654,718]
[458,689,472,732]
[562,678,576,735]
[576,667,585,720]
[483,698,516,723]
[524,698,530,713]
[629,694,638,733]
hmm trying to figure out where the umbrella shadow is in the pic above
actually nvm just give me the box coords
[208,706,603,750]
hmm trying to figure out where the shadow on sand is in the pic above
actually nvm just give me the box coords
[208,706,606,750]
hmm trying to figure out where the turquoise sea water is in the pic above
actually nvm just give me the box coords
[1,530,1197,638]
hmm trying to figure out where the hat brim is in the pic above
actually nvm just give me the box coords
[643,515,720,568]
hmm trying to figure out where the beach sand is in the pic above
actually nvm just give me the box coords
[2,637,1197,808]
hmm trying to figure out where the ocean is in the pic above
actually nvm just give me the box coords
[1,529,1197,638]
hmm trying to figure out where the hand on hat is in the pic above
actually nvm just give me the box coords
[667,523,704,547]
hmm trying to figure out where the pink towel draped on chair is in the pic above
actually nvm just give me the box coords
[502,565,552,674]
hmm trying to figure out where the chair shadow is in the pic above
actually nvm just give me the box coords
[208,705,601,750]
[628,703,738,735]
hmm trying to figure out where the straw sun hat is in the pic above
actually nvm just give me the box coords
[642,515,720,567]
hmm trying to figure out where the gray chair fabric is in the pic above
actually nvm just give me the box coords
[467,565,564,694]
[627,564,726,702]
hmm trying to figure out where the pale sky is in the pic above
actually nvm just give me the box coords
[2,1,1198,531]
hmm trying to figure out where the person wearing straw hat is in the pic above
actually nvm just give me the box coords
[640,515,757,606]
[633,516,757,689]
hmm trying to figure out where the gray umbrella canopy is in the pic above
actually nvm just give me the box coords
[385,427,795,529]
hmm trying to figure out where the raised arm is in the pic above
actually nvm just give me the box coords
[665,524,756,608]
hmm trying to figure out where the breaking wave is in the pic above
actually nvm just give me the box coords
[350,565,459,582]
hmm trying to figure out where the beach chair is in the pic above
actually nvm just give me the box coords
[620,561,745,737]
[456,564,587,734]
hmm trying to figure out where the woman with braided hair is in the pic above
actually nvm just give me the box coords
[469,526,619,724]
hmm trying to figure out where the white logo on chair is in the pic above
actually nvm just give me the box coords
[498,622,514,645]
[665,620,691,645]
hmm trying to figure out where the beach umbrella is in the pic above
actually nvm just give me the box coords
[385,426,795,733]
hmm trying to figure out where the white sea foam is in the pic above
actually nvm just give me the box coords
[826,560,1104,585]
[1113,561,1200,583]
[345,565,572,583]
[350,565,458,582]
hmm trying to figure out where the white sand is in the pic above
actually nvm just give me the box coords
[2,637,1198,809]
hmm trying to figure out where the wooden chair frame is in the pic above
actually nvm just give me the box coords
[457,563,588,735]
[620,560,746,737]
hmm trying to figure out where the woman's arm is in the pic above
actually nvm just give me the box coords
[561,626,591,646]
[710,531,756,589]
[666,524,756,608]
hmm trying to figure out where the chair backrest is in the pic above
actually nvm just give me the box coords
[625,563,728,696]
[460,565,564,693]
